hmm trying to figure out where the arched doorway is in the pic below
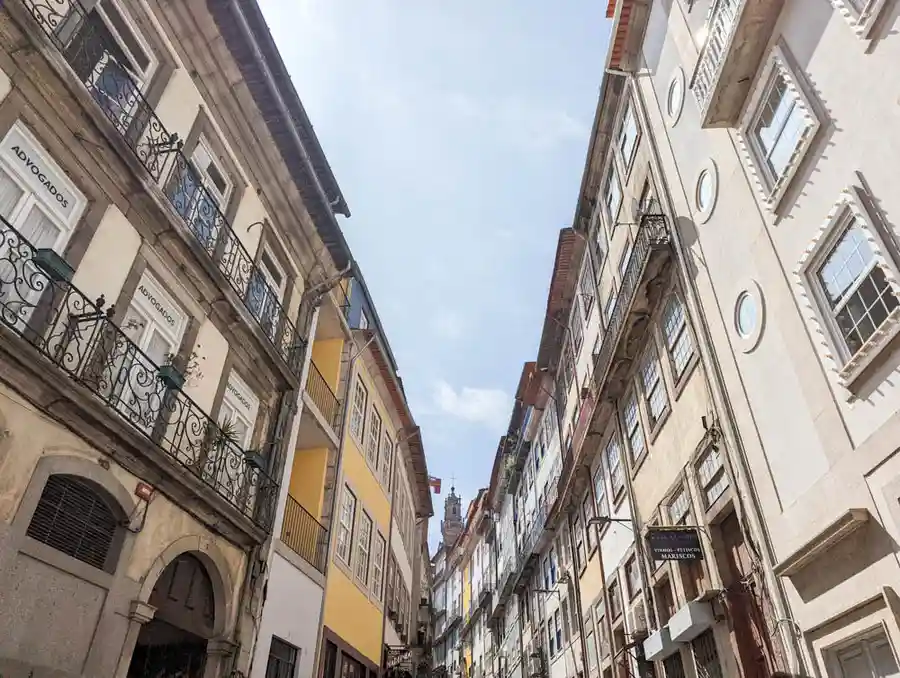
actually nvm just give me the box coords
[127,553,217,678]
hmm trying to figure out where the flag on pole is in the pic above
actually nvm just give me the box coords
[429,476,442,494]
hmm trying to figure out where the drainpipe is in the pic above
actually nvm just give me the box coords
[311,331,378,676]
[626,70,807,676]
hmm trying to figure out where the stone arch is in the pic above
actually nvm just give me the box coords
[137,535,234,639]
[13,452,138,527]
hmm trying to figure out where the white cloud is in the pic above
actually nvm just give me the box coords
[432,379,510,430]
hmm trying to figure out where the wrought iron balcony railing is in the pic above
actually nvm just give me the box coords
[0,217,278,529]
[592,213,670,392]
[22,0,306,377]
[281,494,328,573]
[305,361,341,433]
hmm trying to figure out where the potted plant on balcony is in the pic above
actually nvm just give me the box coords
[158,349,203,390]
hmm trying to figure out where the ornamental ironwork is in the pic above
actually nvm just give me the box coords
[0,217,278,529]
[21,0,306,377]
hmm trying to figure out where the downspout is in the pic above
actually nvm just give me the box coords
[311,331,378,676]
[627,71,807,676]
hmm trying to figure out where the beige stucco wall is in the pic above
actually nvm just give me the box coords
[637,0,900,660]
[71,205,142,304]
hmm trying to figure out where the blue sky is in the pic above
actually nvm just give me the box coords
[258,0,611,551]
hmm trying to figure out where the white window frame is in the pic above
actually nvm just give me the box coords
[737,43,821,213]
[606,435,624,499]
[219,371,260,451]
[336,485,356,565]
[617,98,640,175]
[662,293,695,378]
[639,342,669,427]
[366,407,382,469]
[191,137,232,207]
[695,445,729,508]
[795,185,900,387]
[349,377,368,443]
[356,510,373,583]
[93,0,158,87]
[622,391,645,463]
[603,162,623,228]
[380,431,394,488]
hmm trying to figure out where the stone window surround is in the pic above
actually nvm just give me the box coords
[794,184,900,391]
[827,0,893,40]
[3,454,236,677]
[332,477,389,604]
[615,91,642,181]
[736,41,823,215]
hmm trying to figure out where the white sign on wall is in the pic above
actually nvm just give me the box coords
[133,271,188,343]
[0,123,85,224]
[225,371,260,422]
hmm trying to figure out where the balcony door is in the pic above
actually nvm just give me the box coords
[212,372,260,510]
[115,272,187,433]
[247,249,286,342]
[64,0,157,133]
[0,124,85,328]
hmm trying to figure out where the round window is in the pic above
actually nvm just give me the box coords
[696,170,713,211]
[735,292,757,338]
[667,77,683,119]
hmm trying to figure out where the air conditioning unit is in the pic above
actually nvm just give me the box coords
[628,597,649,636]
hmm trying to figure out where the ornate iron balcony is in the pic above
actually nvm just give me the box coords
[0,217,278,529]
[592,212,670,392]
[22,0,306,377]
[281,494,328,573]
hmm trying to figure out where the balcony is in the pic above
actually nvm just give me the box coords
[20,0,307,377]
[299,361,341,446]
[0,217,278,529]
[281,494,328,574]
[690,0,784,128]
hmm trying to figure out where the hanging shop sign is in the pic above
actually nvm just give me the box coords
[646,526,704,561]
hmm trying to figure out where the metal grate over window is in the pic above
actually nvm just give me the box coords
[26,474,120,571]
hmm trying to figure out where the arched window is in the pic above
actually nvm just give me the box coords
[26,474,121,571]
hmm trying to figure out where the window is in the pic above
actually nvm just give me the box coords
[816,217,899,358]
[606,437,624,498]
[593,463,609,518]
[608,580,622,619]
[583,494,596,551]
[696,446,729,508]
[372,532,386,599]
[554,610,563,651]
[562,339,576,388]
[604,166,623,225]
[573,512,586,569]
[624,556,640,599]
[750,72,806,187]
[580,261,596,317]
[667,487,690,525]
[349,378,368,441]
[380,432,393,487]
[336,486,356,564]
[586,629,599,674]
[835,631,900,678]
[548,619,556,657]
[618,101,639,171]
[691,629,724,678]
[622,392,645,462]
[366,409,382,468]
[571,306,584,353]
[26,474,120,571]
[67,1,157,129]
[662,295,694,377]
[618,240,633,279]
[247,249,287,338]
[359,308,370,330]
[640,344,668,426]
[739,45,821,210]
[603,285,618,327]
[561,598,572,643]
[219,372,260,451]
[265,637,299,678]
[549,545,558,584]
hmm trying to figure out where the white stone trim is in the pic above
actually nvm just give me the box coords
[793,185,900,390]
[694,158,719,224]
[828,0,891,40]
[736,42,822,214]
[732,279,766,353]
[665,68,686,128]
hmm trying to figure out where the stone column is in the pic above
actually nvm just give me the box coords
[113,600,157,678]
[204,638,238,678]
